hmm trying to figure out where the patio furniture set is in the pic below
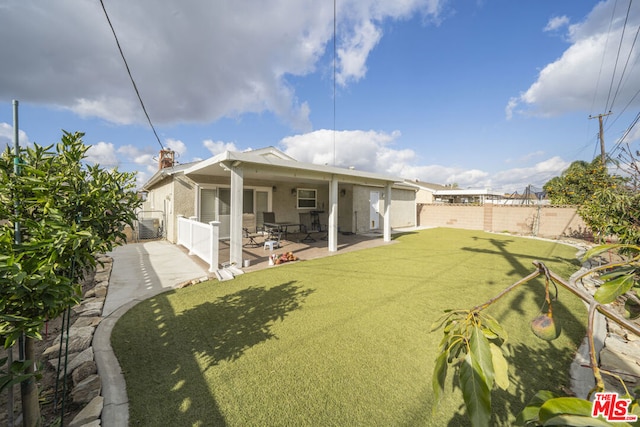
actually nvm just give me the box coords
[243,212,327,250]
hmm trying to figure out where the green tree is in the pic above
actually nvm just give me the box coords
[544,157,639,245]
[0,131,141,426]
[544,160,616,205]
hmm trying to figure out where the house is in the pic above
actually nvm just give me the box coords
[406,180,505,204]
[141,147,416,266]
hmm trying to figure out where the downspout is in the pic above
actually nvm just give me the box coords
[328,177,338,252]
[383,182,392,242]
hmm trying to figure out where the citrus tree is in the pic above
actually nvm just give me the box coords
[0,131,141,426]
[543,156,639,245]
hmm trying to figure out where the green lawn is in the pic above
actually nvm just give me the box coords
[112,228,587,426]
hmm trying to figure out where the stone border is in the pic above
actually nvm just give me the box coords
[569,250,640,399]
[41,255,113,427]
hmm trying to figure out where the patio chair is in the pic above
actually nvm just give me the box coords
[243,228,261,248]
[262,212,276,224]
[299,212,325,243]
[262,212,282,240]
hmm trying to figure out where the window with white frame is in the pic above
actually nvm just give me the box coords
[297,188,317,209]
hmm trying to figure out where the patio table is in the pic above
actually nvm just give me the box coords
[263,222,301,240]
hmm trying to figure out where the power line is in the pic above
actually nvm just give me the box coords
[609,110,640,159]
[605,83,640,134]
[590,0,618,116]
[604,0,633,113]
[98,0,164,150]
[608,16,639,119]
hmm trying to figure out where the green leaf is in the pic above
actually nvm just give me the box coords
[594,274,636,304]
[515,390,558,426]
[489,343,509,390]
[470,325,494,390]
[479,312,508,342]
[583,244,629,261]
[598,266,637,281]
[432,350,448,412]
[538,397,594,422]
[430,310,461,332]
[459,352,491,427]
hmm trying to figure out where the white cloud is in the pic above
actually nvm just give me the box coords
[117,144,156,166]
[544,15,569,32]
[86,141,119,167]
[336,20,382,86]
[508,0,640,117]
[490,156,569,191]
[165,138,187,156]
[280,129,568,192]
[0,0,447,131]
[203,139,239,156]
[505,97,518,121]
[504,150,546,164]
[281,129,402,170]
[0,122,31,150]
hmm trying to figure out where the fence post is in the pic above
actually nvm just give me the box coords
[188,216,197,255]
[209,221,220,273]
[177,215,184,246]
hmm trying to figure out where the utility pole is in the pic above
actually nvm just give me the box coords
[589,111,612,164]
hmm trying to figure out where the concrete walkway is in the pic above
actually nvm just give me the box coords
[94,241,210,426]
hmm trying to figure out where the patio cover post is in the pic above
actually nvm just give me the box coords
[229,165,243,266]
[383,183,392,242]
[208,221,220,272]
[328,177,338,252]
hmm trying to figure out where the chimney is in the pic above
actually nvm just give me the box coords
[158,149,175,170]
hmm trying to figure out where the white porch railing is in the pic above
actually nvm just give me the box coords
[177,215,219,272]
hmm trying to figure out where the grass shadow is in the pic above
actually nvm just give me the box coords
[489,340,582,426]
[177,282,315,370]
[449,236,587,425]
[112,281,313,426]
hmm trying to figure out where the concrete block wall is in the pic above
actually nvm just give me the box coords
[417,204,484,230]
[418,204,590,239]
[491,205,538,235]
[537,206,589,238]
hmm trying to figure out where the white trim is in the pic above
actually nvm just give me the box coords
[296,188,317,209]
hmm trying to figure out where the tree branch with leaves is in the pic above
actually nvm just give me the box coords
[0,131,141,426]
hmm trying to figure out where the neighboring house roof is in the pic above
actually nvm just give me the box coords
[433,189,504,197]
[403,180,449,192]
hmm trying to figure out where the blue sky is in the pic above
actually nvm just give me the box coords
[1,0,639,192]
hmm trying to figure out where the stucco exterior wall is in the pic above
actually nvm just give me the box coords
[172,175,196,241]
[418,204,590,239]
[389,188,416,229]
[415,188,434,204]
[338,185,354,233]
[352,185,374,233]
[143,177,175,241]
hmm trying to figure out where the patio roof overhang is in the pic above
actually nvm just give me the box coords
[180,149,401,267]
[183,150,402,187]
